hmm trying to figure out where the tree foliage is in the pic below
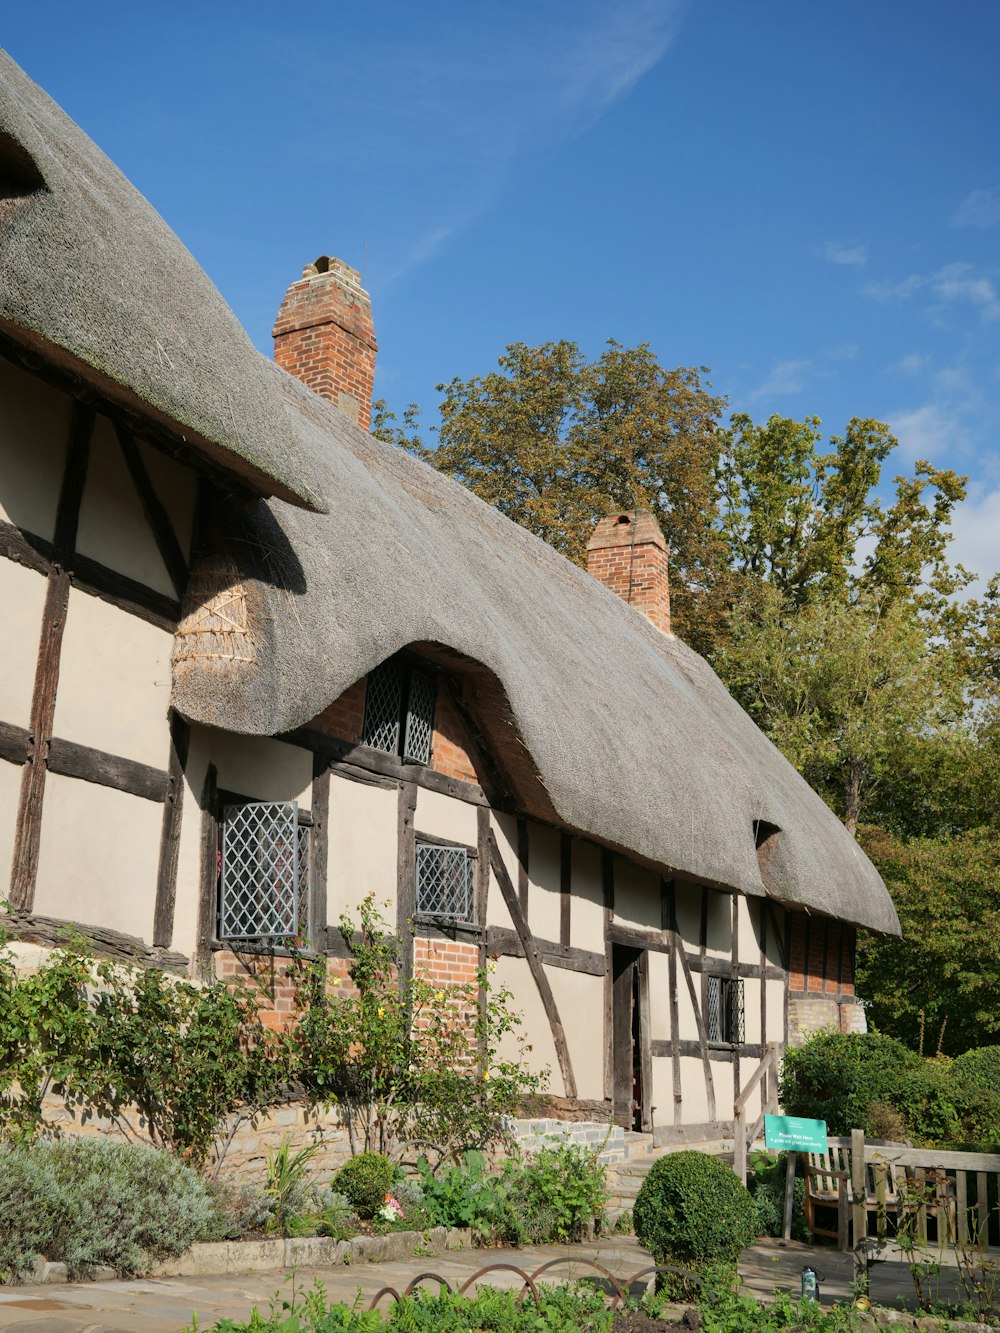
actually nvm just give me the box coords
[373,340,726,650]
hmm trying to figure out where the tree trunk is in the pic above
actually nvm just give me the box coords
[843,762,863,838]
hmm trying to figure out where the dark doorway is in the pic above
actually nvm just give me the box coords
[611,944,647,1130]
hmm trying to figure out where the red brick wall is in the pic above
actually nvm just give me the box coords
[586,512,671,634]
[787,914,854,997]
[214,951,356,1031]
[413,935,480,989]
[311,678,367,744]
[273,258,378,430]
[430,686,481,784]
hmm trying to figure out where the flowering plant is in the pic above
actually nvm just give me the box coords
[377,1192,404,1224]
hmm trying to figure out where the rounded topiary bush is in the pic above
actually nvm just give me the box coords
[333,1152,394,1220]
[633,1150,757,1267]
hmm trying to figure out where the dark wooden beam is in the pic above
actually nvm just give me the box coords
[602,847,614,1104]
[8,571,70,910]
[0,520,50,576]
[0,911,188,971]
[652,1039,764,1062]
[486,925,605,975]
[489,829,577,1099]
[732,893,741,1102]
[47,736,169,802]
[70,551,180,631]
[560,831,571,948]
[153,712,190,948]
[608,921,672,953]
[516,817,529,915]
[284,729,487,805]
[476,804,491,1066]
[196,763,219,964]
[309,756,331,951]
[53,401,94,560]
[396,780,417,988]
[638,948,653,1131]
[664,878,682,1123]
[0,719,30,766]
[115,422,190,599]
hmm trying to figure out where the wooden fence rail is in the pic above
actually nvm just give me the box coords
[797,1129,1000,1264]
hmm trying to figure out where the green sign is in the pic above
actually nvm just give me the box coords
[764,1114,828,1153]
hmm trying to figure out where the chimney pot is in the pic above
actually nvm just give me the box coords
[273,256,378,429]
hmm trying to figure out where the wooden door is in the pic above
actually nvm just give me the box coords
[612,944,643,1129]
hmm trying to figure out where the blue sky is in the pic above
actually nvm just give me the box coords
[5,2,999,583]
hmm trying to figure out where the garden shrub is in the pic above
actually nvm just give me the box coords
[334,1151,395,1219]
[204,1179,274,1241]
[415,1150,511,1234]
[506,1143,607,1243]
[0,1137,213,1280]
[746,1151,806,1241]
[632,1150,756,1269]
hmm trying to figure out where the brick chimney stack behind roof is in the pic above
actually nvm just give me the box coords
[586,510,671,635]
[272,256,378,430]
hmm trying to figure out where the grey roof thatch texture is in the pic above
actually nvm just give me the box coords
[0,50,325,511]
[173,366,900,936]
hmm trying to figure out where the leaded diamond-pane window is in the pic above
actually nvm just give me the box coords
[362,658,437,766]
[220,802,299,941]
[362,660,403,755]
[707,975,745,1045]
[403,669,435,764]
[296,823,311,942]
[416,843,473,922]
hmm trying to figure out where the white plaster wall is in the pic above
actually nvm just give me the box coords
[0,760,22,890]
[677,1054,710,1123]
[651,1056,675,1128]
[414,786,477,848]
[0,358,72,540]
[613,859,660,930]
[570,839,603,952]
[327,774,397,923]
[712,1059,734,1121]
[546,965,604,1101]
[76,415,173,596]
[137,439,196,562]
[704,889,733,960]
[34,771,160,942]
[676,958,699,1040]
[494,954,562,1096]
[53,587,172,767]
[766,977,786,1043]
[527,821,561,942]
[738,895,762,964]
[744,975,763,1046]
[208,731,313,811]
[647,950,671,1040]
[486,812,517,929]
[674,881,701,945]
[0,559,46,728]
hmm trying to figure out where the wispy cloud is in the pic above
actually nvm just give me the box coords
[302,0,690,288]
[747,359,811,403]
[820,240,867,266]
[949,480,1000,589]
[886,403,957,463]
[952,187,1000,229]
[863,263,1000,322]
[887,352,931,376]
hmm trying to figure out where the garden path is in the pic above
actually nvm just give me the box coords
[0,1236,978,1331]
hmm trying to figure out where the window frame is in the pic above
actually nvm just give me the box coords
[706,974,745,1046]
[414,834,478,927]
[215,792,315,950]
[362,657,437,766]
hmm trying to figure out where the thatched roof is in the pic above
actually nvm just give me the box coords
[174,367,900,935]
[1,52,898,934]
[0,49,325,512]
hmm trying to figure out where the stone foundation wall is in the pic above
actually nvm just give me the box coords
[509,1118,625,1164]
[787,994,867,1045]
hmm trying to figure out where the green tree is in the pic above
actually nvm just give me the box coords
[373,340,726,651]
[857,827,1000,1055]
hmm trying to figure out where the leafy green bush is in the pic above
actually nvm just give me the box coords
[334,1151,395,1220]
[746,1151,806,1241]
[632,1150,757,1268]
[506,1143,607,1243]
[415,1150,510,1234]
[953,1045,1000,1093]
[204,1179,274,1240]
[0,1137,213,1280]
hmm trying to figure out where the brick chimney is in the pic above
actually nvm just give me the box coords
[273,257,378,429]
[586,511,671,634]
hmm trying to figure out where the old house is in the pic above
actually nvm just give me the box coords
[0,51,899,1150]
